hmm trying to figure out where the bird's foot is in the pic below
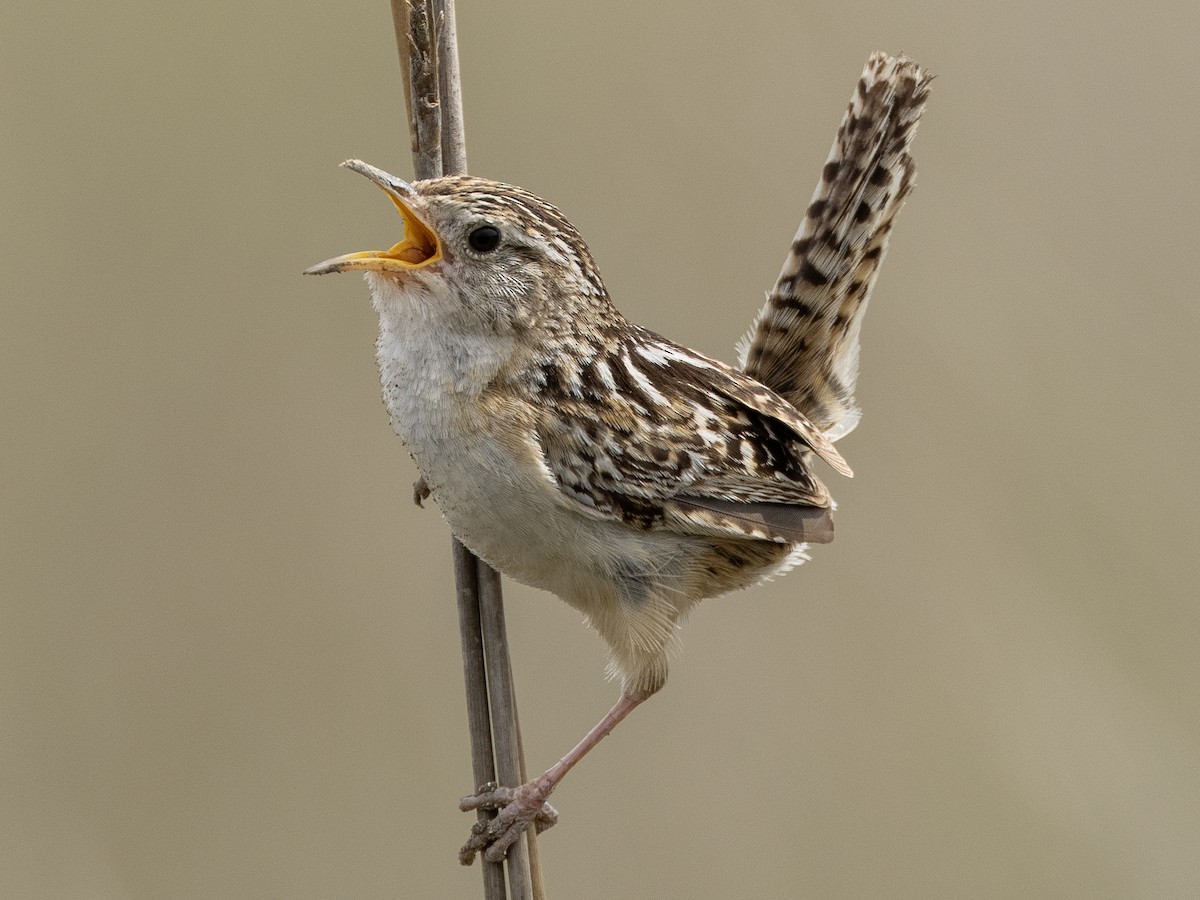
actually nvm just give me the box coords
[458,780,559,865]
[412,475,431,508]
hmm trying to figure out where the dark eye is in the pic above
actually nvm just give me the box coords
[468,225,501,253]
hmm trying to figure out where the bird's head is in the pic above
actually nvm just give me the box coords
[306,160,613,336]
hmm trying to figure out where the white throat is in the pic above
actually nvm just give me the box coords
[366,272,516,451]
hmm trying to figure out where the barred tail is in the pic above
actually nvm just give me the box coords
[739,53,931,441]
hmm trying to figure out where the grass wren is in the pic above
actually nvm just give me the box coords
[307,52,930,863]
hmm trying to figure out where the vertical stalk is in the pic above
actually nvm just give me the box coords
[449,539,506,900]
[389,2,538,897]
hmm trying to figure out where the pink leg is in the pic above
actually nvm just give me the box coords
[459,693,645,864]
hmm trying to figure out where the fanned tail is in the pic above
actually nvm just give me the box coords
[739,53,931,441]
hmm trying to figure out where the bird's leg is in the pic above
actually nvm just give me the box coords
[458,692,645,864]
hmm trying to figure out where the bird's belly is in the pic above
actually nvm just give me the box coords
[409,426,691,606]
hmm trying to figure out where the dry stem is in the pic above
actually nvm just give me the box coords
[390,2,539,898]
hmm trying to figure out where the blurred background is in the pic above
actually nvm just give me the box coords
[4,0,1198,897]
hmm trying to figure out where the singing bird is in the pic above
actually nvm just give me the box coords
[307,53,930,863]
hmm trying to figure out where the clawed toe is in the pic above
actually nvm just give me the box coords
[412,475,431,507]
[458,782,559,865]
[458,781,508,811]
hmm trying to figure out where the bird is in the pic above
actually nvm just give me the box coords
[306,52,930,864]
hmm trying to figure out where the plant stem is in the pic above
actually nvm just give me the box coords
[390,2,538,897]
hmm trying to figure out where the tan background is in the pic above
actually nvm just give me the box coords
[4,0,1198,897]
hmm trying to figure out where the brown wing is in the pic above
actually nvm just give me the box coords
[533,330,844,544]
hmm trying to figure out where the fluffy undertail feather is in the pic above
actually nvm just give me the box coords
[738,52,931,441]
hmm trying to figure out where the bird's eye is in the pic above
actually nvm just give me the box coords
[468,225,501,253]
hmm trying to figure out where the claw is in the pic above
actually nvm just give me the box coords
[457,782,559,865]
[412,475,431,508]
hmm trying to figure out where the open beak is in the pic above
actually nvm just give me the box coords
[304,160,442,275]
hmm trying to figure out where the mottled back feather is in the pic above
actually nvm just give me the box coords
[531,328,845,545]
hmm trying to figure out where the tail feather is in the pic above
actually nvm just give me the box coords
[739,53,931,441]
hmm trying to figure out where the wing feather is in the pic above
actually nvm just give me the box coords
[533,330,844,544]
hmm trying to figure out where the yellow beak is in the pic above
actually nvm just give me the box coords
[304,160,442,275]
